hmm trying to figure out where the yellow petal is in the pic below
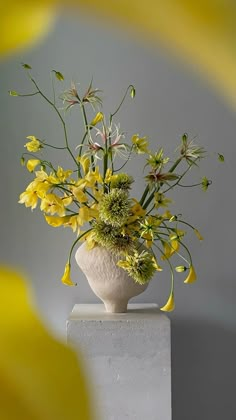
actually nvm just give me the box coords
[61,262,75,286]
[160,291,175,312]
[0,266,93,419]
[44,215,70,227]
[26,159,40,172]
[77,155,90,175]
[184,265,197,284]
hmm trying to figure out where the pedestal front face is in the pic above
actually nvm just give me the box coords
[67,304,171,420]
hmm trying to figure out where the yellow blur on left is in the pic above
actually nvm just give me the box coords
[0,2,55,57]
[0,266,93,420]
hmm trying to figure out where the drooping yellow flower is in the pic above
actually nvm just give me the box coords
[26,159,41,172]
[61,262,75,286]
[90,111,104,126]
[40,193,66,216]
[24,135,42,152]
[132,134,149,154]
[0,267,93,419]
[184,265,197,284]
[160,291,175,312]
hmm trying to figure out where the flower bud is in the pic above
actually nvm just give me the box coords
[130,86,136,98]
[9,90,19,96]
[175,266,187,273]
[53,70,64,81]
[21,63,32,69]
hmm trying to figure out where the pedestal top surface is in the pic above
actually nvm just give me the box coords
[68,303,169,322]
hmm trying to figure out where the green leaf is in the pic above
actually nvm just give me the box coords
[20,157,25,166]
[22,63,32,69]
[8,90,19,96]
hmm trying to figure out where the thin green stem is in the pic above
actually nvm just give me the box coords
[28,76,78,167]
[50,71,56,105]
[109,85,135,125]
[139,185,149,206]
[15,92,39,97]
[43,142,67,150]
[68,229,92,263]
[80,102,95,170]
[113,145,134,173]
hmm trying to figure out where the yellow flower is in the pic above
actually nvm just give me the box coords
[55,166,73,182]
[90,111,104,126]
[105,168,113,183]
[26,159,40,172]
[83,230,98,250]
[40,194,65,216]
[0,267,93,419]
[184,266,197,284]
[72,186,88,203]
[154,192,172,208]
[132,134,149,154]
[61,262,75,286]
[160,291,175,312]
[19,189,38,210]
[161,237,179,260]
[77,206,93,226]
[77,155,90,175]
[24,135,42,152]
[85,167,103,187]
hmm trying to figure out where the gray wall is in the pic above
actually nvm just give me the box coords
[0,15,235,420]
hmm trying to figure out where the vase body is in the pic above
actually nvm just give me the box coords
[75,243,149,313]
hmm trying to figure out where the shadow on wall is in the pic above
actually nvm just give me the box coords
[172,319,236,420]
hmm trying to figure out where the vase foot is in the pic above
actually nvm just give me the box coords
[103,300,128,313]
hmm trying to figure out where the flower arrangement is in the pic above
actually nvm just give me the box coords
[11,64,219,312]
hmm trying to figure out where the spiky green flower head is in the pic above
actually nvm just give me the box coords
[92,220,134,254]
[99,189,130,227]
[110,173,134,190]
[117,249,156,284]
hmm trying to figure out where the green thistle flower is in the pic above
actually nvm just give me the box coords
[99,189,130,227]
[117,250,156,284]
[110,173,134,190]
[92,220,134,254]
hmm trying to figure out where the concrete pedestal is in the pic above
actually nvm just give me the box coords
[67,304,171,420]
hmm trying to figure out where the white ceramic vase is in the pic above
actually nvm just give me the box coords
[75,243,149,313]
